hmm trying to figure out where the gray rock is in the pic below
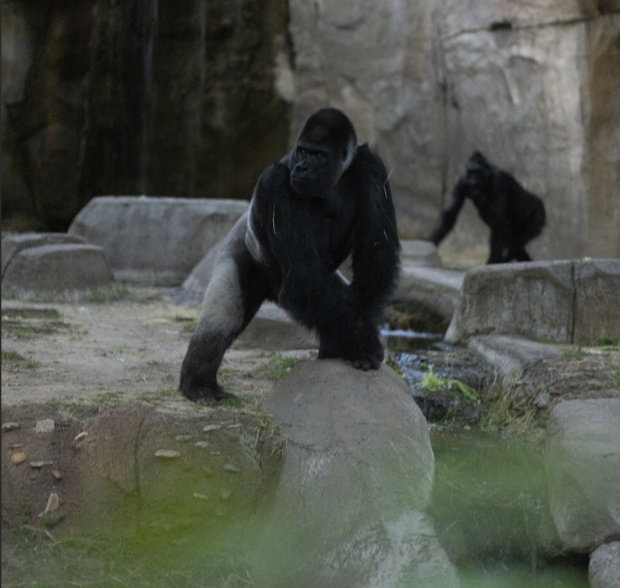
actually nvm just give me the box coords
[68,197,249,286]
[1,232,88,278]
[446,259,620,344]
[400,240,443,268]
[589,541,620,588]
[394,266,465,323]
[545,399,620,552]
[574,259,620,344]
[237,302,318,350]
[468,335,562,382]
[2,244,113,296]
[252,360,458,588]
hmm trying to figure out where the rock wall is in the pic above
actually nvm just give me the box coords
[2,0,618,260]
[288,0,620,262]
[1,0,292,230]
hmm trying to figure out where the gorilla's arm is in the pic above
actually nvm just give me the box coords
[250,163,385,368]
[346,145,400,319]
[429,177,467,245]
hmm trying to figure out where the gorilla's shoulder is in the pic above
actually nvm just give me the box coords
[258,162,290,190]
[350,143,388,178]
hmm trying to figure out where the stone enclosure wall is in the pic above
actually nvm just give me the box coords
[2,0,619,261]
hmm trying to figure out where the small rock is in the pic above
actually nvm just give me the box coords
[74,431,88,442]
[223,463,241,473]
[1,422,20,432]
[175,435,193,442]
[35,419,55,433]
[52,470,64,480]
[193,493,209,500]
[194,441,209,448]
[11,452,27,465]
[30,461,54,468]
[203,424,221,432]
[227,423,242,429]
[155,449,181,459]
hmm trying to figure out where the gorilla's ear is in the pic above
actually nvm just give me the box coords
[343,134,358,171]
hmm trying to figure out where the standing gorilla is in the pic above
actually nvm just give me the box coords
[180,108,400,404]
[430,152,546,264]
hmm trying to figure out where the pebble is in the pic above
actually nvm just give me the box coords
[52,470,64,480]
[194,441,209,448]
[1,422,20,432]
[175,435,193,442]
[193,493,208,500]
[35,419,55,433]
[30,461,54,468]
[223,463,241,473]
[74,431,88,442]
[11,452,27,465]
[155,449,181,459]
[39,493,60,517]
[203,424,221,432]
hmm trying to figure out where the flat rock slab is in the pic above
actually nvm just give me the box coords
[545,399,620,552]
[468,335,563,381]
[446,259,620,344]
[68,197,249,286]
[2,243,114,296]
[251,360,458,588]
[1,233,88,278]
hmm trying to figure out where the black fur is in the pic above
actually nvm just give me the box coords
[180,108,400,404]
[430,152,546,264]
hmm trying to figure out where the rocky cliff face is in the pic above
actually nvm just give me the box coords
[2,0,618,260]
[1,0,292,230]
[289,0,620,261]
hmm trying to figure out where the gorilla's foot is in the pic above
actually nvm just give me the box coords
[179,383,236,405]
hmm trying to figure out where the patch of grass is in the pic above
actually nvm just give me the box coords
[608,368,620,391]
[420,365,479,403]
[93,391,124,405]
[478,375,543,442]
[259,352,298,381]
[175,315,198,333]
[562,346,586,360]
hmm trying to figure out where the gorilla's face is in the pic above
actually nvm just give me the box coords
[464,154,492,207]
[289,140,345,197]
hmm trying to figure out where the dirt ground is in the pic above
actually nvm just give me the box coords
[1,287,313,411]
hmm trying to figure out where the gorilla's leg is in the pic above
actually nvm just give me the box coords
[512,248,532,262]
[180,223,268,405]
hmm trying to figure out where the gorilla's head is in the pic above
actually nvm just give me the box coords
[288,108,358,197]
[464,151,496,207]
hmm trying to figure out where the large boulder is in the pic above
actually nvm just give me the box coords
[68,197,249,286]
[545,399,620,552]
[1,404,281,536]
[446,259,620,344]
[251,360,458,588]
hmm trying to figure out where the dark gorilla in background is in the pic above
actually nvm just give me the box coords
[180,108,400,405]
[430,152,546,264]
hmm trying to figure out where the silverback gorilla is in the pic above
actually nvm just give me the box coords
[430,152,546,264]
[180,108,400,404]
